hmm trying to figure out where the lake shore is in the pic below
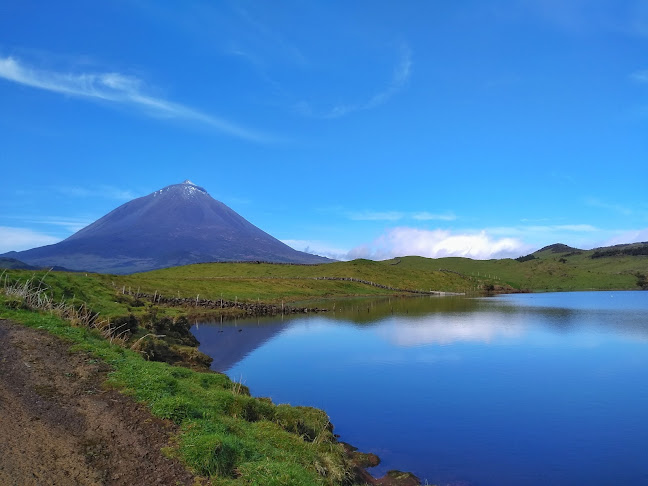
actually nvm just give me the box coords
[0,314,422,485]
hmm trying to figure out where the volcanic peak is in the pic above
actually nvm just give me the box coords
[152,180,208,199]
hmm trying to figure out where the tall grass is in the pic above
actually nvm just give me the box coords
[1,270,130,344]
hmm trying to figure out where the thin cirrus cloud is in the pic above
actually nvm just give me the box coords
[585,197,633,216]
[0,226,60,253]
[24,216,93,234]
[411,211,457,221]
[0,56,271,142]
[54,185,138,202]
[348,210,456,222]
[630,69,648,83]
[297,45,412,119]
[604,227,648,246]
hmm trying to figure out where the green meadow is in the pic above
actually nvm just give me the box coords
[3,244,647,319]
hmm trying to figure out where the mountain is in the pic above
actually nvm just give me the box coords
[3,181,330,274]
[0,257,38,270]
[534,243,581,254]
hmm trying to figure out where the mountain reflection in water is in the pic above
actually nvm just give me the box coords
[192,292,648,486]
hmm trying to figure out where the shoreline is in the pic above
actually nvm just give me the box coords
[0,309,423,485]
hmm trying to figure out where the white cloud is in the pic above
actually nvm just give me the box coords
[379,314,523,346]
[349,227,529,260]
[0,56,272,142]
[0,226,61,253]
[282,239,349,261]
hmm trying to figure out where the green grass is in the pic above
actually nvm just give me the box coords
[2,246,645,323]
[0,300,358,485]
[0,260,477,318]
[116,259,477,304]
[389,249,648,292]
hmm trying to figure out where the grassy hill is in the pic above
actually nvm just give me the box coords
[0,259,477,323]
[413,242,648,292]
[1,242,646,320]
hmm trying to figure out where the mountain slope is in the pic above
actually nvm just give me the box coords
[4,181,329,274]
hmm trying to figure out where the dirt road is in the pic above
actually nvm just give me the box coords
[0,319,199,486]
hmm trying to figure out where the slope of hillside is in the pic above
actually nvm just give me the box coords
[3,181,329,274]
[397,243,648,291]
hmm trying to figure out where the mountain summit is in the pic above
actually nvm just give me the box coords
[4,181,330,274]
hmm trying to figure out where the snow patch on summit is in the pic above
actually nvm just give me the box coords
[180,180,207,197]
[152,181,207,198]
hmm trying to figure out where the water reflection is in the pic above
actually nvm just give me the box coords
[192,291,648,486]
[192,292,648,371]
[192,317,288,370]
[377,313,524,346]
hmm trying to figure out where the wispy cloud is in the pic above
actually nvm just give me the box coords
[231,5,307,67]
[348,211,405,222]
[54,185,138,201]
[531,224,598,232]
[412,211,457,221]
[297,44,412,119]
[0,226,61,253]
[485,224,601,247]
[630,69,648,83]
[0,56,272,142]
[585,197,633,216]
[521,0,648,38]
[603,227,648,246]
[347,209,455,222]
[23,216,92,234]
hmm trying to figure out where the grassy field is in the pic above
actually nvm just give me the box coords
[400,245,648,291]
[2,244,646,320]
[116,259,478,304]
[0,259,480,319]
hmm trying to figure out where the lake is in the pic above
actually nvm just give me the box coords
[191,291,648,486]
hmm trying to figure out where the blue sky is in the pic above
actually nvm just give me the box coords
[1,1,647,260]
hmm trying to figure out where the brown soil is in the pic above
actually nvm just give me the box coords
[0,319,200,486]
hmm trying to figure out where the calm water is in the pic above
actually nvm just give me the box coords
[191,292,648,486]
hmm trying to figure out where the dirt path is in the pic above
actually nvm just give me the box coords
[0,319,199,486]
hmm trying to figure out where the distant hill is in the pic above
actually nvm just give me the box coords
[2,181,330,274]
[591,242,648,259]
[397,241,648,292]
[0,257,38,270]
[535,243,581,254]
